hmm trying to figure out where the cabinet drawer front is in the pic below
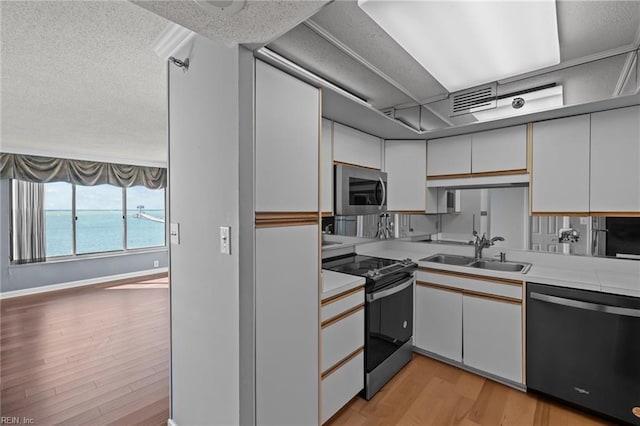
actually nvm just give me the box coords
[321,288,364,322]
[322,308,364,373]
[321,351,364,424]
[417,270,522,300]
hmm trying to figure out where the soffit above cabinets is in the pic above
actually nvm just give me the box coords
[268,0,640,134]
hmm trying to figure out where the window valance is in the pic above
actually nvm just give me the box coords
[0,153,166,189]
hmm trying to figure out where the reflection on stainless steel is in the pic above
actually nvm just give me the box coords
[421,253,532,274]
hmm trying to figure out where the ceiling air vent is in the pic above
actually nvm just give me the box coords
[449,83,497,117]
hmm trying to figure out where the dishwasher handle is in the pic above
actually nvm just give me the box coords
[367,278,413,302]
[530,291,640,318]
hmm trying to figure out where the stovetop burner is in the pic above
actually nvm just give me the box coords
[323,254,417,288]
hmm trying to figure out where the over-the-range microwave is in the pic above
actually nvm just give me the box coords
[335,164,387,216]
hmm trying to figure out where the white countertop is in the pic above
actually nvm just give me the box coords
[321,269,366,300]
[353,240,640,298]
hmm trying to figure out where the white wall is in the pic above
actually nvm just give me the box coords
[168,35,240,425]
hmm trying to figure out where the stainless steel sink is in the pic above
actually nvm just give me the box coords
[421,253,531,273]
[420,254,475,266]
[468,260,531,273]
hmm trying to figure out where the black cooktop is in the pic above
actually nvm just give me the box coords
[323,254,400,276]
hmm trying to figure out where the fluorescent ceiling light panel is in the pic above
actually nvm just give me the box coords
[471,85,563,121]
[358,0,560,92]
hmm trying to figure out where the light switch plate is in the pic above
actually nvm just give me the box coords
[220,226,231,254]
[170,223,180,245]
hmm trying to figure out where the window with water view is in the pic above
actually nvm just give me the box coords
[42,182,165,258]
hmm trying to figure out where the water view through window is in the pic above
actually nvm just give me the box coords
[43,182,165,258]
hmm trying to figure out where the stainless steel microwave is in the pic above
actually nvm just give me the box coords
[335,164,387,216]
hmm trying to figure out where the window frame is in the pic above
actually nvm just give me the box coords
[10,180,167,264]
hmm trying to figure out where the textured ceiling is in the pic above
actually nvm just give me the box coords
[558,0,640,61]
[132,0,329,45]
[1,1,169,166]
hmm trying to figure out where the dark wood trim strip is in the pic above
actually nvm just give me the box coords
[590,211,640,217]
[321,304,364,329]
[427,173,473,180]
[321,285,364,306]
[321,211,334,217]
[416,281,462,294]
[255,212,319,228]
[321,347,364,379]
[530,211,590,217]
[417,281,521,305]
[390,210,427,214]
[333,160,380,171]
[419,267,523,286]
[463,289,522,305]
[471,169,528,178]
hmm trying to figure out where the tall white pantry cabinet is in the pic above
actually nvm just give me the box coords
[254,60,320,426]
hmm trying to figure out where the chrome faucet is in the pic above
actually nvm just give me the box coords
[473,231,505,259]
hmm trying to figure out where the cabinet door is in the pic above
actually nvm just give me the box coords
[333,122,382,170]
[590,106,640,213]
[256,225,319,425]
[385,140,426,212]
[415,284,462,362]
[531,115,590,214]
[255,60,319,212]
[321,119,333,215]
[472,125,527,174]
[463,294,522,384]
[427,134,472,177]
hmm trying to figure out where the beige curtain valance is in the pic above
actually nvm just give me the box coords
[0,153,166,189]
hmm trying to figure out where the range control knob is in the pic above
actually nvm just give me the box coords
[367,269,380,278]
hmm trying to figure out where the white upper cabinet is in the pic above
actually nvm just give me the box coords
[427,134,472,177]
[471,125,527,174]
[321,119,333,215]
[385,140,426,212]
[531,114,591,214]
[255,60,319,212]
[590,106,640,213]
[333,122,382,170]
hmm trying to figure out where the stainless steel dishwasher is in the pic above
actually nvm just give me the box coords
[526,282,640,425]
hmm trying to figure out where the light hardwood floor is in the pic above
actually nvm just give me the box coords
[327,354,611,426]
[0,274,169,425]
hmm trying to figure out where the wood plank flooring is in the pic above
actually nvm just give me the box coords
[0,274,170,425]
[327,354,611,426]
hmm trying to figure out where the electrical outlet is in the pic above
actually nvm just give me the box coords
[153,260,159,268]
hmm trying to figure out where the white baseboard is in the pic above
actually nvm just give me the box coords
[0,267,169,299]
[167,419,178,426]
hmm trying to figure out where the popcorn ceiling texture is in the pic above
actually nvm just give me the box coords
[132,0,330,45]
[1,1,169,166]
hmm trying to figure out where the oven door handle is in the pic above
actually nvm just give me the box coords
[530,292,640,318]
[368,279,413,302]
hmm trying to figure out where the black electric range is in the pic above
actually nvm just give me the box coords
[323,253,418,400]
[322,254,417,292]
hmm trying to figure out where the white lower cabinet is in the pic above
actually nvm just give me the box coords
[320,287,364,424]
[256,225,318,426]
[321,351,364,424]
[415,269,523,385]
[462,295,523,383]
[415,285,462,362]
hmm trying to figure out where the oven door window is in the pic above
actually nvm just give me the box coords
[349,177,382,206]
[366,279,413,373]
